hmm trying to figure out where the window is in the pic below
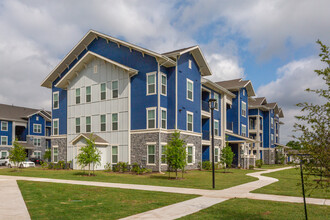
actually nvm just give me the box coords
[53,146,58,163]
[33,124,41,133]
[241,101,246,117]
[36,116,39,121]
[214,120,219,136]
[161,109,167,129]
[215,147,219,163]
[86,116,91,133]
[112,146,118,164]
[33,138,41,146]
[271,117,274,128]
[187,79,193,101]
[243,89,245,96]
[1,151,8,159]
[147,108,156,129]
[86,86,91,103]
[100,115,106,131]
[214,93,219,110]
[33,151,41,159]
[147,73,156,95]
[188,59,192,69]
[187,112,193,131]
[75,118,80,133]
[1,136,8,145]
[112,81,118,98]
[161,145,166,164]
[75,88,81,104]
[53,92,59,109]
[161,74,167,96]
[1,121,8,131]
[53,119,59,136]
[187,145,194,164]
[112,113,118,131]
[242,124,247,137]
[271,134,274,144]
[100,83,106,100]
[147,145,155,164]
[93,64,98,74]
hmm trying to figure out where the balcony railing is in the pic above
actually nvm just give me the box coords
[15,135,26,142]
[226,121,233,131]
[202,101,209,112]
[202,130,210,140]
[260,124,263,130]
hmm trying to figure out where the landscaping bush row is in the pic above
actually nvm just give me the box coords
[104,162,152,175]
[41,161,71,170]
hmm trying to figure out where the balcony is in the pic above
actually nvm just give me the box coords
[202,101,209,112]
[226,121,233,131]
[202,130,210,140]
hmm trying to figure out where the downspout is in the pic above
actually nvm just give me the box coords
[175,56,178,130]
[157,61,161,173]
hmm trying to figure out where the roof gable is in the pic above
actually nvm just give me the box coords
[71,133,109,145]
[216,78,256,97]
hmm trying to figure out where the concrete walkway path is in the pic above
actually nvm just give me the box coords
[0,166,328,220]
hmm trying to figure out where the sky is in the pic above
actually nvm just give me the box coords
[0,0,329,144]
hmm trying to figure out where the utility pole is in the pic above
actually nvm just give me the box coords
[209,98,216,189]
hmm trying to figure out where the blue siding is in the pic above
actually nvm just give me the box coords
[165,67,176,129]
[239,88,248,136]
[29,114,46,136]
[177,53,201,133]
[0,120,12,145]
[263,110,270,148]
[202,146,210,161]
[248,108,258,115]
[227,91,239,134]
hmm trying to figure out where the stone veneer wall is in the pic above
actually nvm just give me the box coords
[131,132,202,171]
[263,149,275,165]
[51,137,67,162]
[27,136,47,158]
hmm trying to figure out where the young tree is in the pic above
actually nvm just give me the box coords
[286,140,302,150]
[294,40,330,190]
[9,140,26,169]
[43,149,51,162]
[76,134,101,176]
[220,143,234,173]
[164,131,187,179]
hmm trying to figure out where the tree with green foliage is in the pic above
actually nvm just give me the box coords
[164,131,187,179]
[43,149,51,162]
[76,134,101,176]
[286,141,302,150]
[220,143,235,173]
[9,140,26,169]
[294,40,329,190]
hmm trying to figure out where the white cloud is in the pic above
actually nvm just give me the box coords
[257,57,326,144]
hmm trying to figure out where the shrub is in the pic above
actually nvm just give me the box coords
[104,162,112,172]
[40,161,48,169]
[249,165,255,170]
[57,161,65,169]
[202,161,211,170]
[120,162,129,172]
[47,162,54,169]
[256,159,263,168]
[131,163,152,175]
[112,164,120,172]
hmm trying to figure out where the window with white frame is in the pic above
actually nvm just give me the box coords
[53,119,59,136]
[76,88,80,104]
[214,120,219,136]
[271,117,274,128]
[186,145,194,164]
[242,124,247,137]
[147,144,155,164]
[53,92,59,109]
[100,115,106,131]
[33,124,41,133]
[147,73,156,95]
[215,147,219,163]
[161,109,167,129]
[188,59,192,69]
[147,108,156,129]
[112,146,118,164]
[75,118,80,133]
[112,81,118,98]
[36,116,39,121]
[214,93,219,110]
[161,74,167,96]
[33,138,41,146]
[93,64,98,74]
[1,151,8,159]
[271,134,274,144]
[86,116,91,133]
[161,145,166,164]
[1,136,8,145]
[33,151,41,159]
[100,83,106,100]
[1,121,8,131]
[53,146,58,163]
[187,112,193,131]
[243,89,245,96]
[187,79,193,101]
[86,86,91,103]
[241,101,246,117]
[112,113,118,131]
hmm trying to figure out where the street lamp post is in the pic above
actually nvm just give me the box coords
[209,98,217,189]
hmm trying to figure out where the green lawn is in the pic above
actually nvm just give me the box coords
[0,168,257,190]
[180,198,330,220]
[253,168,329,199]
[259,164,293,169]
[18,180,197,220]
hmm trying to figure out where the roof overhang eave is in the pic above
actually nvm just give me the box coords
[201,78,236,98]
